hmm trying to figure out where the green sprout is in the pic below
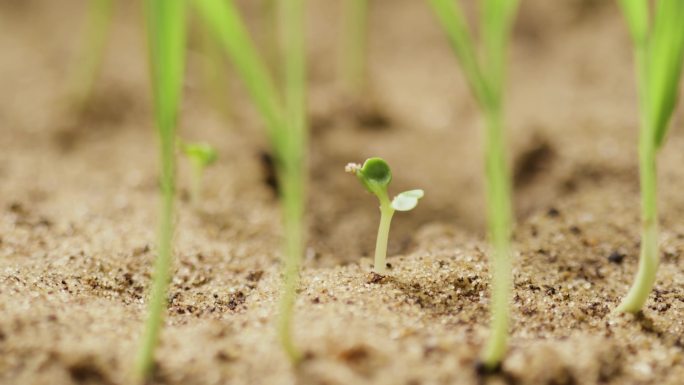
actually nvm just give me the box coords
[67,0,114,110]
[339,0,368,94]
[615,0,684,313]
[346,158,424,275]
[194,0,307,362]
[135,0,186,381]
[426,0,518,371]
[180,141,218,207]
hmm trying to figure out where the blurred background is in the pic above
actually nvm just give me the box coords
[0,0,682,265]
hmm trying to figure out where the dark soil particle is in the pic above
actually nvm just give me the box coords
[607,251,626,264]
[258,150,279,196]
[513,139,556,188]
[366,272,386,284]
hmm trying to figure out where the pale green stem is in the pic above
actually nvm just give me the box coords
[69,0,114,110]
[276,0,307,363]
[617,46,659,313]
[278,170,304,362]
[373,200,395,275]
[135,132,175,380]
[426,0,516,369]
[340,0,368,94]
[135,0,184,380]
[481,105,513,369]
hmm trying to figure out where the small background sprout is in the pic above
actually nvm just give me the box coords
[346,158,424,274]
[180,141,218,207]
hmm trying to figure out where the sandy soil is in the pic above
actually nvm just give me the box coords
[1,0,683,384]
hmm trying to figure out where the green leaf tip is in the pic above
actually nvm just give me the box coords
[392,189,424,211]
[648,0,684,148]
[182,143,218,167]
[345,157,392,198]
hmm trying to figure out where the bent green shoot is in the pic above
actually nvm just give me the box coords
[346,158,424,275]
[194,0,307,363]
[180,142,218,207]
[135,0,186,381]
[68,0,114,111]
[340,0,368,94]
[427,0,518,370]
[616,0,684,313]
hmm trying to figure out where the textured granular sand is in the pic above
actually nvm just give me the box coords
[1,1,683,384]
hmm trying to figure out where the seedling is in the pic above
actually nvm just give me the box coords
[194,0,307,362]
[180,141,218,207]
[427,0,518,370]
[346,158,424,275]
[615,0,684,313]
[135,0,186,381]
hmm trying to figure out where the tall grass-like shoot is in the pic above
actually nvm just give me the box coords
[180,142,218,207]
[194,0,307,362]
[340,0,368,94]
[427,0,518,370]
[194,0,284,152]
[616,0,684,313]
[276,0,308,362]
[68,0,114,110]
[346,158,424,274]
[135,0,186,381]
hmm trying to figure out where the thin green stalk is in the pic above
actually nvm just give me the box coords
[616,0,684,313]
[276,0,307,363]
[340,0,368,94]
[481,106,512,369]
[426,0,517,370]
[616,44,658,312]
[69,0,114,110]
[617,138,658,312]
[135,0,186,381]
[194,0,308,362]
[278,170,305,362]
[373,201,394,274]
[193,0,285,153]
[426,0,490,106]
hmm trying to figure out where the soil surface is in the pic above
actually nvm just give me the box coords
[1,1,684,384]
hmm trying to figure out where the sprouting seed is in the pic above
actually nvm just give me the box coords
[180,141,218,207]
[346,158,424,275]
